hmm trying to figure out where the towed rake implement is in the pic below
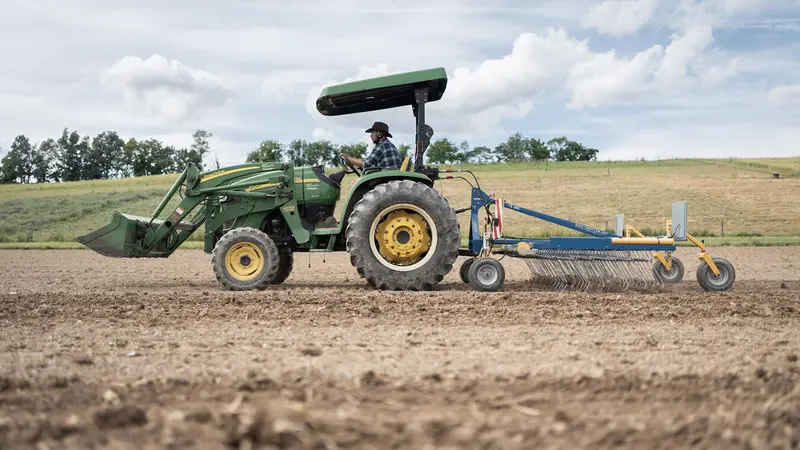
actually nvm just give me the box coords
[444,169,736,293]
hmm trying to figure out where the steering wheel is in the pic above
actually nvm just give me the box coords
[340,154,361,176]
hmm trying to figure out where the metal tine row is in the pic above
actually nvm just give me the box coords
[523,249,664,292]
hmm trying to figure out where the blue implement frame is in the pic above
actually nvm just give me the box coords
[464,187,678,256]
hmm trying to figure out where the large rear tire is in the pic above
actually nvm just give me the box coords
[212,227,280,290]
[345,179,460,290]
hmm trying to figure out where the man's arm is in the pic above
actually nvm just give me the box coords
[343,145,382,169]
[360,145,382,169]
[341,154,363,168]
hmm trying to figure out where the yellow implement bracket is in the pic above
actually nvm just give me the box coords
[624,220,721,277]
[625,224,672,270]
[665,219,721,277]
[653,251,672,271]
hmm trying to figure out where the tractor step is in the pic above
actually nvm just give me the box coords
[312,227,340,235]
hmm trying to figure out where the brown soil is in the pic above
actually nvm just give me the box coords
[1,247,799,449]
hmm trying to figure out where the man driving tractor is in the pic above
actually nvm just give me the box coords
[315,121,402,228]
[328,121,402,185]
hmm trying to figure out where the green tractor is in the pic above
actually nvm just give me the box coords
[77,67,461,291]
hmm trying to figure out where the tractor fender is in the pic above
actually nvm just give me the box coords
[339,170,434,225]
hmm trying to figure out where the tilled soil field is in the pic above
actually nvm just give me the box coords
[1,247,799,449]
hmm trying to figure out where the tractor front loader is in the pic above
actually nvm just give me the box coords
[77,68,461,291]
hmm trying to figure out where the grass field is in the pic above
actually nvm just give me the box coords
[1,157,799,247]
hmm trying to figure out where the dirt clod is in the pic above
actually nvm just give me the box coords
[93,404,147,429]
[299,346,322,357]
[72,355,93,365]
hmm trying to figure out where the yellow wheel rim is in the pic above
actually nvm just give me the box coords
[225,242,265,281]
[375,209,432,265]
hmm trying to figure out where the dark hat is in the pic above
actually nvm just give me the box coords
[365,121,392,138]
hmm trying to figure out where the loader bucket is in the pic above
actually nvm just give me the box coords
[75,211,145,258]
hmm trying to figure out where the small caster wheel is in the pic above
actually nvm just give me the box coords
[653,257,684,284]
[459,258,475,283]
[696,257,735,291]
[468,258,505,292]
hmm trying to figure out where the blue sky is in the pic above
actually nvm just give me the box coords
[0,0,798,167]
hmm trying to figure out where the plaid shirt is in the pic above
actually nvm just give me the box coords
[363,138,402,170]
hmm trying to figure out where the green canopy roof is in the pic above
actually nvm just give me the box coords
[315,67,447,116]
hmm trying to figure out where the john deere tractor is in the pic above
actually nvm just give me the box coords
[76,67,461,291]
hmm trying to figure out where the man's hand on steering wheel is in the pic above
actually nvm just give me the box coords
[340,153,361,176]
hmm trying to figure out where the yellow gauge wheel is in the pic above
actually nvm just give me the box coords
[225,241,265,281]
[375,210,432,265]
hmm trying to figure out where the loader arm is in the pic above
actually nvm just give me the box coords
[76,162,300,258]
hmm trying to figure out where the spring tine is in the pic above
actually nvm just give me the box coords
[548,256,561,290]
[579,254,590,291]
[520,248,666,293]
[637,252,649,289]
[582,254,595,291]
[597,255,609,290]
[567,252,580,290]
[595,253,608,290]
[602,257,617,290]
[592,255,607,290]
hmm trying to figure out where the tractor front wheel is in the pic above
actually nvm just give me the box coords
[212,227,280,290]
[274,252,294,284]
[346,180,460,290]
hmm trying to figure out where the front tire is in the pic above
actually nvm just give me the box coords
[274,252,293,284]
[345,180,460,290]
[460,258,475,283]
[212,227,280,290]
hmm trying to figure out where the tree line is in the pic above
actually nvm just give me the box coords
[0,128,598,184]
[0,128,213,184]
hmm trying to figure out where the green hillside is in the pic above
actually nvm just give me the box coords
[1,157,799,247]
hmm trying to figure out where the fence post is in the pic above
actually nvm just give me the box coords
[721,220,724,237]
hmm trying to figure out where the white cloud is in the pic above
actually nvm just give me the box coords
[100,54,235,123]
[659,25,715,82]
[567,46,665,108]
[440,30,590,115]
[262,70,325,102]
[311,128,337,141]
[566,23,738,108]
[767,84,800,107]
[583,0,660,36]
[599,123,800,160]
